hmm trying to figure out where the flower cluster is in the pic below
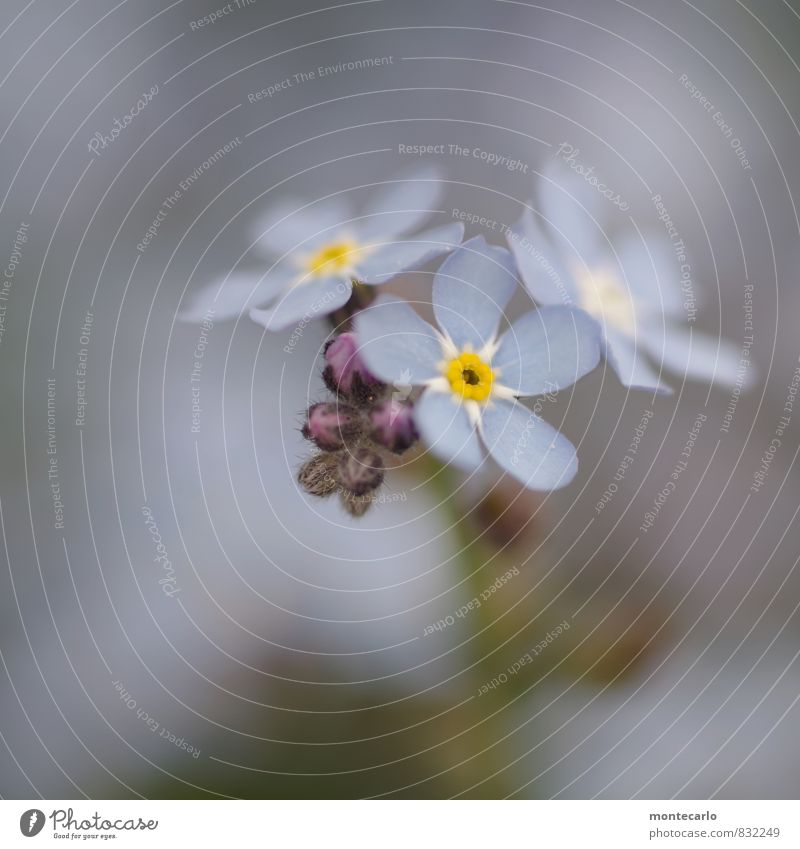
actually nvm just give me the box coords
[183,165,750,516]
[297,333,419,517]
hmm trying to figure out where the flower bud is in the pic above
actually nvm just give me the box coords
[340,490,375,517]
[323,332,385,405]
[338,447,384,496]
[302,402,362,451]
[298,453,340,498]
[370,399,419,454]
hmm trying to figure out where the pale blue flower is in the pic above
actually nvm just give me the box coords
[354,236,602,490]
[508,167,745,394]
[182,166,463,330]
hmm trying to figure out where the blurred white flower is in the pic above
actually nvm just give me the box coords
[508,168,746,394]
[182,166,463,331]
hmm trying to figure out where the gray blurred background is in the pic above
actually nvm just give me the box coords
[0,0,798,799]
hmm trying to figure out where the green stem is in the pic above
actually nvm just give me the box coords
[420,455,516,797]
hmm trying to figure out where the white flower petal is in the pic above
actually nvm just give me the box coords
[357,165,443,241]
[480,399,578,490]
[605,328,673,395]
[414,390,483,471]
[507,208,579,307]
[433,235,518,351]
[494,306,602,396]
[642,323,751,389]
[249,276,352,332]
[353,295,443,384]
[251,196,353,256]
[356,222,464,285]
[615,231,685,317]
[538,158,607,263]
[180,269,293,322]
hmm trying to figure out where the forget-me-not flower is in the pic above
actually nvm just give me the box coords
[354,236,602,490]
[182,166,464,331]
[508,168,745,394]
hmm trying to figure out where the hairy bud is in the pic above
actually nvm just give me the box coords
[302,402,362,451]
[370,399,419,454]
[323,332,385,405]
[340,490,375,517]
[338,447,385,496]
[298,453,340,497]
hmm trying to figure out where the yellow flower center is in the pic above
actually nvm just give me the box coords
[307,240,358,276]
[573,262,636,334]
[445,352,494,402]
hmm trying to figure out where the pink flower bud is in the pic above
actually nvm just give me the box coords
[370,399,419,454]
[323,332,384,405]
[302,402,362,451]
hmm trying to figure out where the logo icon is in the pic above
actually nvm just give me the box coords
[393,368,413,402]
[389,368,414,423]
[19,809,45,837]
